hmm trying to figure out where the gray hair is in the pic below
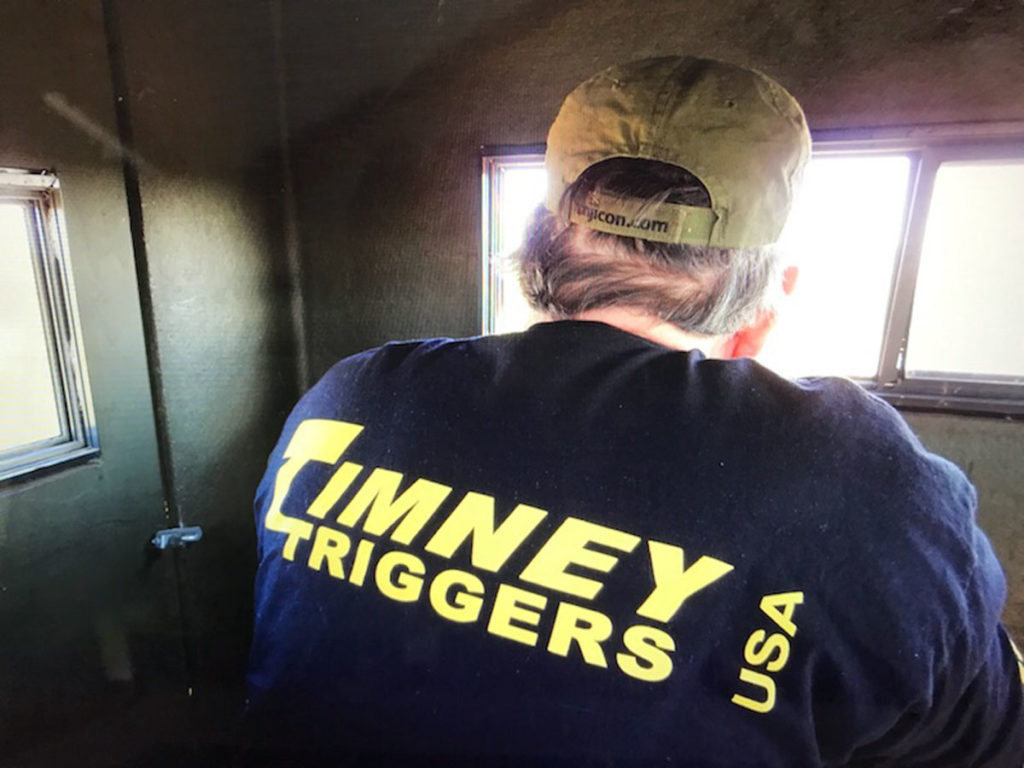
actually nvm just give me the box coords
[516,159,781,336]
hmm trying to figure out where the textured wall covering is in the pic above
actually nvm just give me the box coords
[0,0,183,758]
[281,0,1024,636]
[1,1,298,761]
[115,0,299,689]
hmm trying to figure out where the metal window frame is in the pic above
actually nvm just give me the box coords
[818,124,1024,417]
[0,168,99,483]
[481,123,1024,418]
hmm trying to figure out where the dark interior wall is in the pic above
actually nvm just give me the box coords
[281,0,1024,634]
[2,1,296,760]
[0,0,184,758]
[114,0,298,685]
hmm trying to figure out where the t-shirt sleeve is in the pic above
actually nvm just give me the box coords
[828,390,1024,766]
[880,495,1024,765]
[876,522,1024,767]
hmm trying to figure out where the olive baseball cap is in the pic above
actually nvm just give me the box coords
[545,56,811,248]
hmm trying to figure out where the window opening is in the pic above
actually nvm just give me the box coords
[905,159,1024,380]
[1,169,97,482]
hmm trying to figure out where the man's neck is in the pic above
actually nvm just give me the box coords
[538,308,720,354]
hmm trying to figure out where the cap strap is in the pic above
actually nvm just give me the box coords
[569,192,718,245]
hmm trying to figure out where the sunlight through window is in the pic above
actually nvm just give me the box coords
[906,160,1024,379]
[758,155,911,378]
[0,202,64,451]
[488,163,547,334]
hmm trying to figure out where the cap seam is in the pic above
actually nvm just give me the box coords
[642,58,691,157]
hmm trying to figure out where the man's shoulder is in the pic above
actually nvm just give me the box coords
[699,362,977,548]
[308,337,463,390]
[790,372,973,513]
[693,358,922,450]
[324,334,498,376]
[754,367,932,460]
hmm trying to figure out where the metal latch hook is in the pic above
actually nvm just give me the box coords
[151,525,203,550]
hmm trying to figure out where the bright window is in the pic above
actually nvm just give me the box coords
[905,160,1024,379]
[482,128,1024,415]
[758,154,911,379]
[482,154,546,334]
[1,170,97,482]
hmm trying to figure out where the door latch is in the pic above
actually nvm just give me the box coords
[151,525,203,550]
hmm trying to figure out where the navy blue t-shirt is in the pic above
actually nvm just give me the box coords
[246,320,1024,766]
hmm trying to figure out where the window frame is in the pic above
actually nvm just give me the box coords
[481,121,1024,418]
[0,169,98,483]
[813,124,1024,416]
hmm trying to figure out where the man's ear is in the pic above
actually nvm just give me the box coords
[781,265,799,297]
[713,266,798,360]
[714,309,777,359]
